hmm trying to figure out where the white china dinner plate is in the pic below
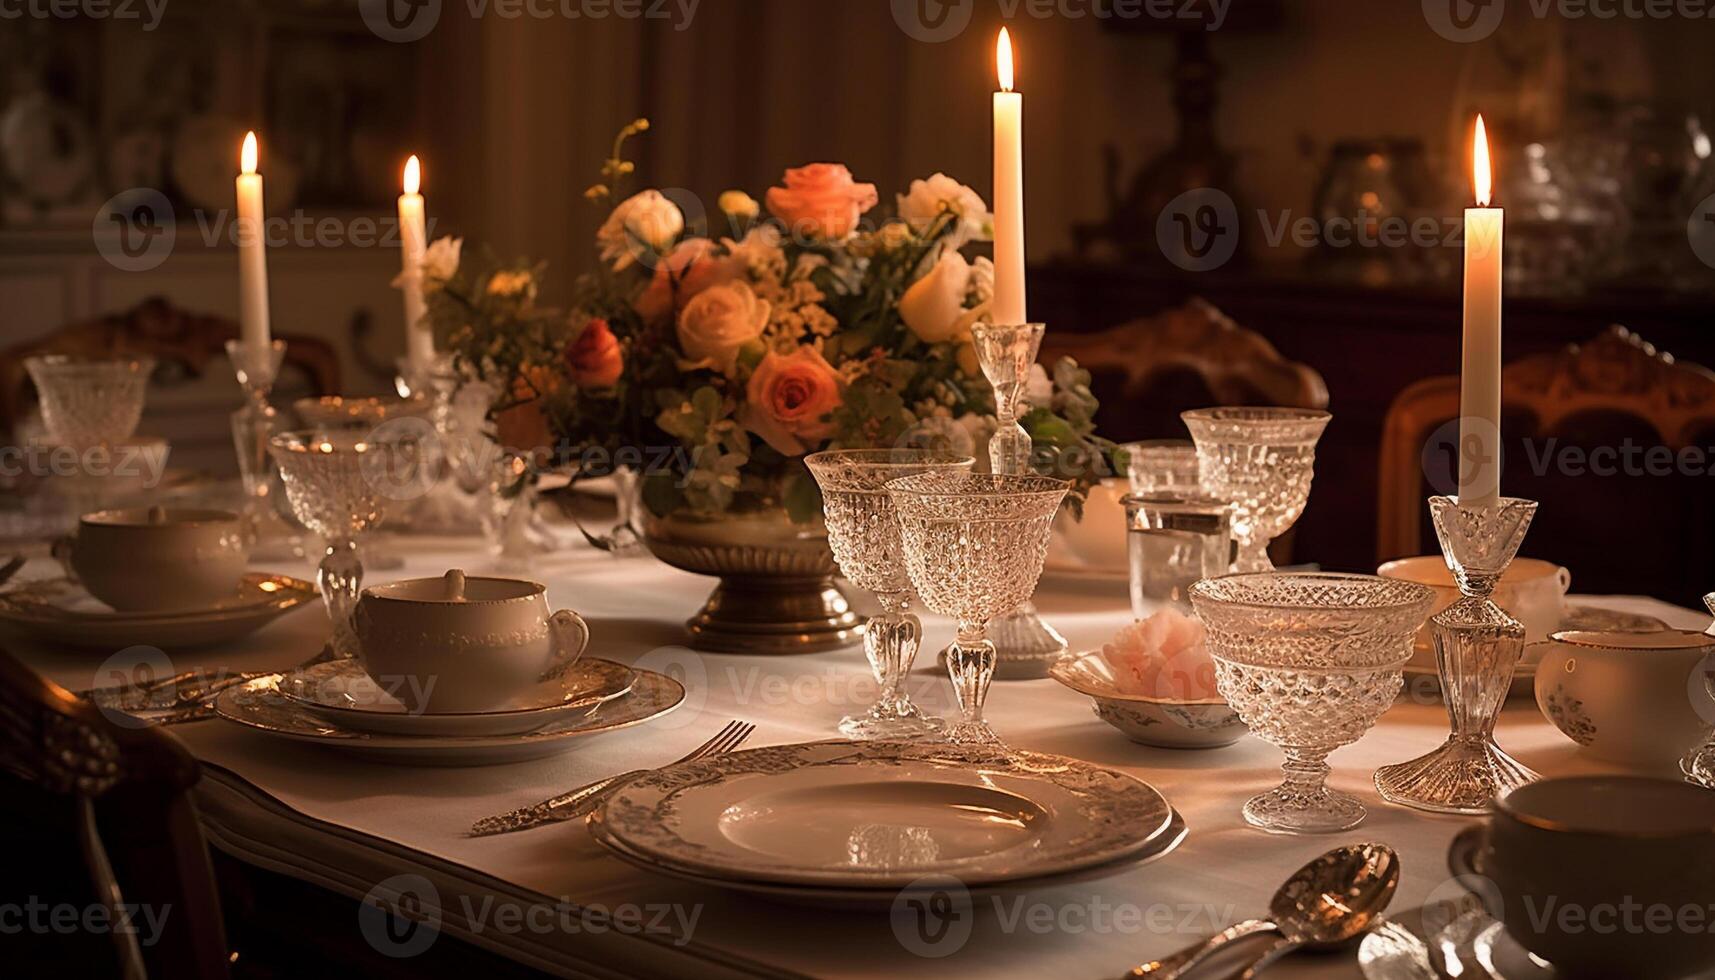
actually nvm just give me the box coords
[592,805,1188,908]
[212,667,684,766]
[0,573,316,649]
[590,740,1174,889]
[277,657,637,738]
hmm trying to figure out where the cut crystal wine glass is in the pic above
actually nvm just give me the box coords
[1191,572,1434,833]
[1182,407,1331,573]
[269,430,400,658]
[887,472,1069,745]
[1375,496,1543,813]
[805,449,976,739]
[25,354,155,448]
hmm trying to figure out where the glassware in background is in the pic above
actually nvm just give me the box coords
[1125,494,1230,616]
[1677,592,1715,789]
[1614,106,1709,288]
[967,321,1069,679]
[1122,439,1200,496]
[604,466,645,555]
[483,450,550,572]
[292,393,433,571]
[1182,407,1330,574]
[396,354,485,534]
[269,429,399,658]
[1191,572,1434,833]
[889,472,1069,746]
[806,450,976,739]
[25,354,155,449]
[1376,496,1542,813]
[226,340,303,559]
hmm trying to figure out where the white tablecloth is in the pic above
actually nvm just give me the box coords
[13,539,1709,979]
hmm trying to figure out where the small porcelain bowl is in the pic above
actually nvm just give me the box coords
[1049,650,1246,748]
[1535,629,1715,773]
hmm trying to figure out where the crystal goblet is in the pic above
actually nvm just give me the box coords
[1191,572,1434,833]
[25,354,155,449]
[888,472,1069,745]
[805,449,976,739]
[1681,592,1715,789]
[269,430,403,658]
[1122,439,1201,496]
[1182,407,1331,573]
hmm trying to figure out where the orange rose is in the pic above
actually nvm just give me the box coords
[741,346,844,456]
[634,239,739,324]
[764,163,878,240]
[495,365,560,452]
[564,318,623,389]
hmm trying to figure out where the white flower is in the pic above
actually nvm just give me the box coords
[967,255,995,304]
[1025,363,1052,407]
[597,190,685,270]
[677,281,770,376]
[422,236,462,286]
[899,249,974,344]
[896,173,992,250]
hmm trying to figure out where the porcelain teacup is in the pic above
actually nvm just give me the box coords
[1479,775,1715,979]
[53,506,249,612]
[353,569,590,714]
[1534,628,1715,772]
[1377,555,1571,643]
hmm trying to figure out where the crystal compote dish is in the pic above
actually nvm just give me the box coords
[805,449,975,739]
[1182,408,1331,573]
[269,429,403,658]
[887,473,1069,746]
[1376,496,1543,813]
[1191,572,1435,833]
[24,354,155,448]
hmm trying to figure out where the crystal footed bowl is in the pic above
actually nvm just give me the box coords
[1181,407,1330,573]
[1190,572,1434,833]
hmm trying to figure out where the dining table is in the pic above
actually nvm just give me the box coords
[8,532,1707,980]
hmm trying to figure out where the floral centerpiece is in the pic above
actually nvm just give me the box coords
[420,121,1115,649]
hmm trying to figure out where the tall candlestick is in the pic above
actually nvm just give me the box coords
[1459,115,1503,509]
[992,27,1026,326]
[235,131,271,350]
[398,154,433,373]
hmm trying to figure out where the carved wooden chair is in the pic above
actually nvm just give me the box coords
[0,648,230,979]
[0,296,343,443]
[1378,326,1715,604]
[1038,297,1329,442]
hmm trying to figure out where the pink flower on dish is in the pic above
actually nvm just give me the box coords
[1099,608,1220,700]
[764,163,879,240]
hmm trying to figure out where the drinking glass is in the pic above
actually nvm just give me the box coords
[1123,440,1200,495]
[269,430,400,657]
[805,449,976,738]
[1124,494,1230,615]
[25,355,155,448]
[1182,407,1331,573]
[888,472,1069,745]
[1191,572,1434,833]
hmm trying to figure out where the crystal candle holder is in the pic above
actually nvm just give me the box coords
[1375,495,1543,814]
[225,340,301,556]
[967,321,1068,679]
[1182,407,1330,573]
[395,353,483,534]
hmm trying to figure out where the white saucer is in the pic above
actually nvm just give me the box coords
[278,657,637,737]
[0,573,316,649]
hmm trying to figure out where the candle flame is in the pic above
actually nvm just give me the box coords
[1473,114,1492,207]
[241,131,258,175]
[404,154,421,195]
[997,27,1015,93]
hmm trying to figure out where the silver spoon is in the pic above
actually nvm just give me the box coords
[1126,843,1400,979]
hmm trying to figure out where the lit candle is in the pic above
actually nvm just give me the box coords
[1459,115,1503,508]
[992,28,1026,326]
[398,154,433,373]
[235,131,271,349]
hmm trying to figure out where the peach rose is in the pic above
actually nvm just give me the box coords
[494,365,561,453]
[677,281,770,376]
[635,239,740,324]
[741,346,843,456]
[1099,608,1220,700]
[564,318,623,389]
[764,163,878,240]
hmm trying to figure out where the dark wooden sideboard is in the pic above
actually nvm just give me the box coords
[1028,262,1715,591]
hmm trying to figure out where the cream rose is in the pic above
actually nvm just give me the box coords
[899,249,975,344]
[740,346,843,456]
[597,189,685,270]
[676,280,769,375]
[896,173,992,249]
[764,163,878,240]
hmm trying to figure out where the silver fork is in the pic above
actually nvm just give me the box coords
[470,720,755,837]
